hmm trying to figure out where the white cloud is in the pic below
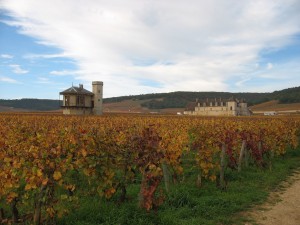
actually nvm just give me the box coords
[0,76,18,83]
[24,53,69,59]
[267,63,273,70]
[1,0,300,97]
[35,77,50,84]
[50,70,80,76]
[1,54,14,59]
[9,64,29,74]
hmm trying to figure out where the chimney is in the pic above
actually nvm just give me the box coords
[79,84,83,90]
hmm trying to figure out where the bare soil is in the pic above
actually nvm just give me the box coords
[244,171,300,225]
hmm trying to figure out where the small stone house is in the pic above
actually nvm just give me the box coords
[184,98,251,116]
[59,81,103,115]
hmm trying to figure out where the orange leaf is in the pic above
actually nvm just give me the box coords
[53,171,62,181]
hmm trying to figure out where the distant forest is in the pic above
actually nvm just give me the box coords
[0,99,62,111]
[0,86,299,111]
[104,86,300,109]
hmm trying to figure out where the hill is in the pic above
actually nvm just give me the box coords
[249,100,300,114]
[0,105,31,112]
[0,99,61,111]
[272,86,300,103]
[103,86,300,110]
[0,86,299,112]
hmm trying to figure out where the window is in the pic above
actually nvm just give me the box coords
[76,95,85,106]
[65,96,70,106]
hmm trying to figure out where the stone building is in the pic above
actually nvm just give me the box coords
[184,98,251,116]
[60,81,103,115]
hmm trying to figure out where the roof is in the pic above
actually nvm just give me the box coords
[185,102,197,111]
[195,98,246,103]
[185,98,247,111]
[59,85,94,96]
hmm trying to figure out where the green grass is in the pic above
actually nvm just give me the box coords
[58,148,300,225]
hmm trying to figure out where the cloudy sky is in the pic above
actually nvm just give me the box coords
[0,0,300,99]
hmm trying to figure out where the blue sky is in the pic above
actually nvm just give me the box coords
[0,0,300,99]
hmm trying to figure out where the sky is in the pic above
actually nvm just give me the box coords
[0,0,300,99]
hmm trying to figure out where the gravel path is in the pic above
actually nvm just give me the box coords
[245,171,300,225]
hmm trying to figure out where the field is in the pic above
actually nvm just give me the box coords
[0,114,300,224]
[249,100,300,114]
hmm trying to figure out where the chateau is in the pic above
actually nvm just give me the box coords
[184,98,251,116]
[60,81,103,115]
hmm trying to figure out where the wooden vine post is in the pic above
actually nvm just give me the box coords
[258,140,263,167]
[196,171,202,188]
[33,185,47,225]
[162,162,170,193]
[219,143,227,190]
[0,208,4,222]
[258,141,262,157]
[238,140,246,172]
[11,198,19,224]
[138,176,145,209]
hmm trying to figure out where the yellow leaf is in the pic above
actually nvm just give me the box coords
[6,192,18,203]
[36,169,43,177]
[53,171,62,181]
[25,183,37,190]
[81,149,87,157]
[46,207,55,218]
[25,183,31,191]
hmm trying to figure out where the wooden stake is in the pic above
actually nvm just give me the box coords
[11,198,19,224]
[138,175,145,208]
[33,185,47,225]
[162,162,170,193]
[0,208,5,222]
[220,143,227,190]
[238,140,246,172]
[196,172,202,188]
[258,141,263,167]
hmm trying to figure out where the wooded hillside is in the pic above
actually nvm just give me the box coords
[0,86,299,111]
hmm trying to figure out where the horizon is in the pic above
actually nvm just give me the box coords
[1,84,296,101]
[1,0,300,99]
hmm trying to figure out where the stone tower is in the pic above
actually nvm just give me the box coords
[92,81,103,115]
[227,99,237,116]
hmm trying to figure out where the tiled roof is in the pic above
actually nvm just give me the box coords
[185,102,197,111]
[195,98,245,103]
[185,98,247,111]
[59,85,94,96]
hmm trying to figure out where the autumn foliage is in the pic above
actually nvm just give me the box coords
[0,114,299,224]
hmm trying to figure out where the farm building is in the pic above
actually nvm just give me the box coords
[184,98,251,116]
[60,81,103,115]
[263,111,278,116]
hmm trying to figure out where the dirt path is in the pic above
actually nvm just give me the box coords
[245,171,300,225]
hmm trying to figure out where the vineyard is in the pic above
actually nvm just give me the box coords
[0,114,300,224]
